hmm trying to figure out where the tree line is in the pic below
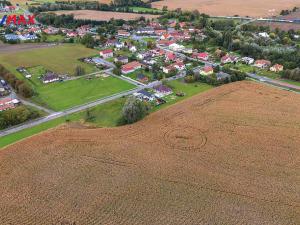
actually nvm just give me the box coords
[0,106,41,129]
[0,65,34,98]
[29,0,161,15]
[282,68,300,81]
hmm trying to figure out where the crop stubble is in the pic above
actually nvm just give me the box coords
[0,81,299,224]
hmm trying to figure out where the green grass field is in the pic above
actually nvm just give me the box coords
[0,98,126,149]
[45,34,65,42]
[156,79,213,111]
[128,6,162,13]
[0,44,136,111]
[25,66,135,110]
[0,44,98,77]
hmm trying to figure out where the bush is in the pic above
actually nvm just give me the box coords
[0,64,34,98]
[0,106,41,129]
[122,96,150,124]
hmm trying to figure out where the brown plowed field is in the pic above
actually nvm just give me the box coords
[152,0,300,17]
[54,10,159,21]
[1,81,300,224]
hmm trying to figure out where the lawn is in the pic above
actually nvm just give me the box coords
[0,44,99,77]
[153,79,213,111]
[45,34,65,42]
[125,69,153,83]
[0,98,126,149]
[25,67,135,111]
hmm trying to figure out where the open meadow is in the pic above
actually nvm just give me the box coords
[0,81,299,224]
[54,10,159,21]
[28,71,135,111]
[0,44,98,76]
[0,44,135,110]
[152,0,300,17]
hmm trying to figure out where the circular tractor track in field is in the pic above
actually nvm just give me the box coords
[163,126,207,152]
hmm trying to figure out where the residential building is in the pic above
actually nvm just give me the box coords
[216,72,231,81]
[254,60,271,69]
[193,52,209,61]
[241,57,254,65]
[200,66,214,76]
[270,64,284,72]
[154,85,173,98]
[100,49,114,59]
[42,72,59,84]
[114,56,129,64]
[121,61,142,74]
[117,30,130,37]
[136,74,149,83]
[0,98,20,112]
[169,43,185,52]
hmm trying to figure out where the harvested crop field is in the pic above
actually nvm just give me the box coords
[1,81,300,224]
[152,0,300,17]
[55,10,159,21]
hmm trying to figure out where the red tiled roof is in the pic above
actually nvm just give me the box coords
[100,49,113,54]
[122,61,141,71]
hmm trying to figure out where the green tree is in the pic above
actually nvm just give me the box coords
[74,65,85,76]
[122,96,150,124]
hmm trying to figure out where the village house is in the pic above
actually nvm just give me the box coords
[136,74,149,83]
[114,41,125,50]
[114,56,129,64]
[221,55,238,64]
[241,57,254,65]
[136,27,155,35]
[165,52,176,61]
[117,30,130,37]
[42,72,60,84]
[258,32,270,38]
[75,25,90,37]
[200,66,214,76]
[254,59,271,69]
[0,80,10,97]
[216,72,231,81]
[100,49,114,59]
[270,64,284,72]
[163,62,185,74]
[169,43,185,52]
[154,84,173,98]
[142,57,156,66]
[133,90,155,102]
[105,39,117,47]
[182,48,193,54]
[157,40,176,47]
[149,21,162,29]
[163,64,176,74]
[129,45,137,53]
[66,31,78,38]
[160,33,172,40]
[137,51,150,60]
[155,29,167,36]
[43,26,59,35]
[0,98,20,112]
[193,52,209,61]
[121,61,142,74]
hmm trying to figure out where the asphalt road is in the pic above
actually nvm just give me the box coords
[247,73,300,92]
[0,87,142,137]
